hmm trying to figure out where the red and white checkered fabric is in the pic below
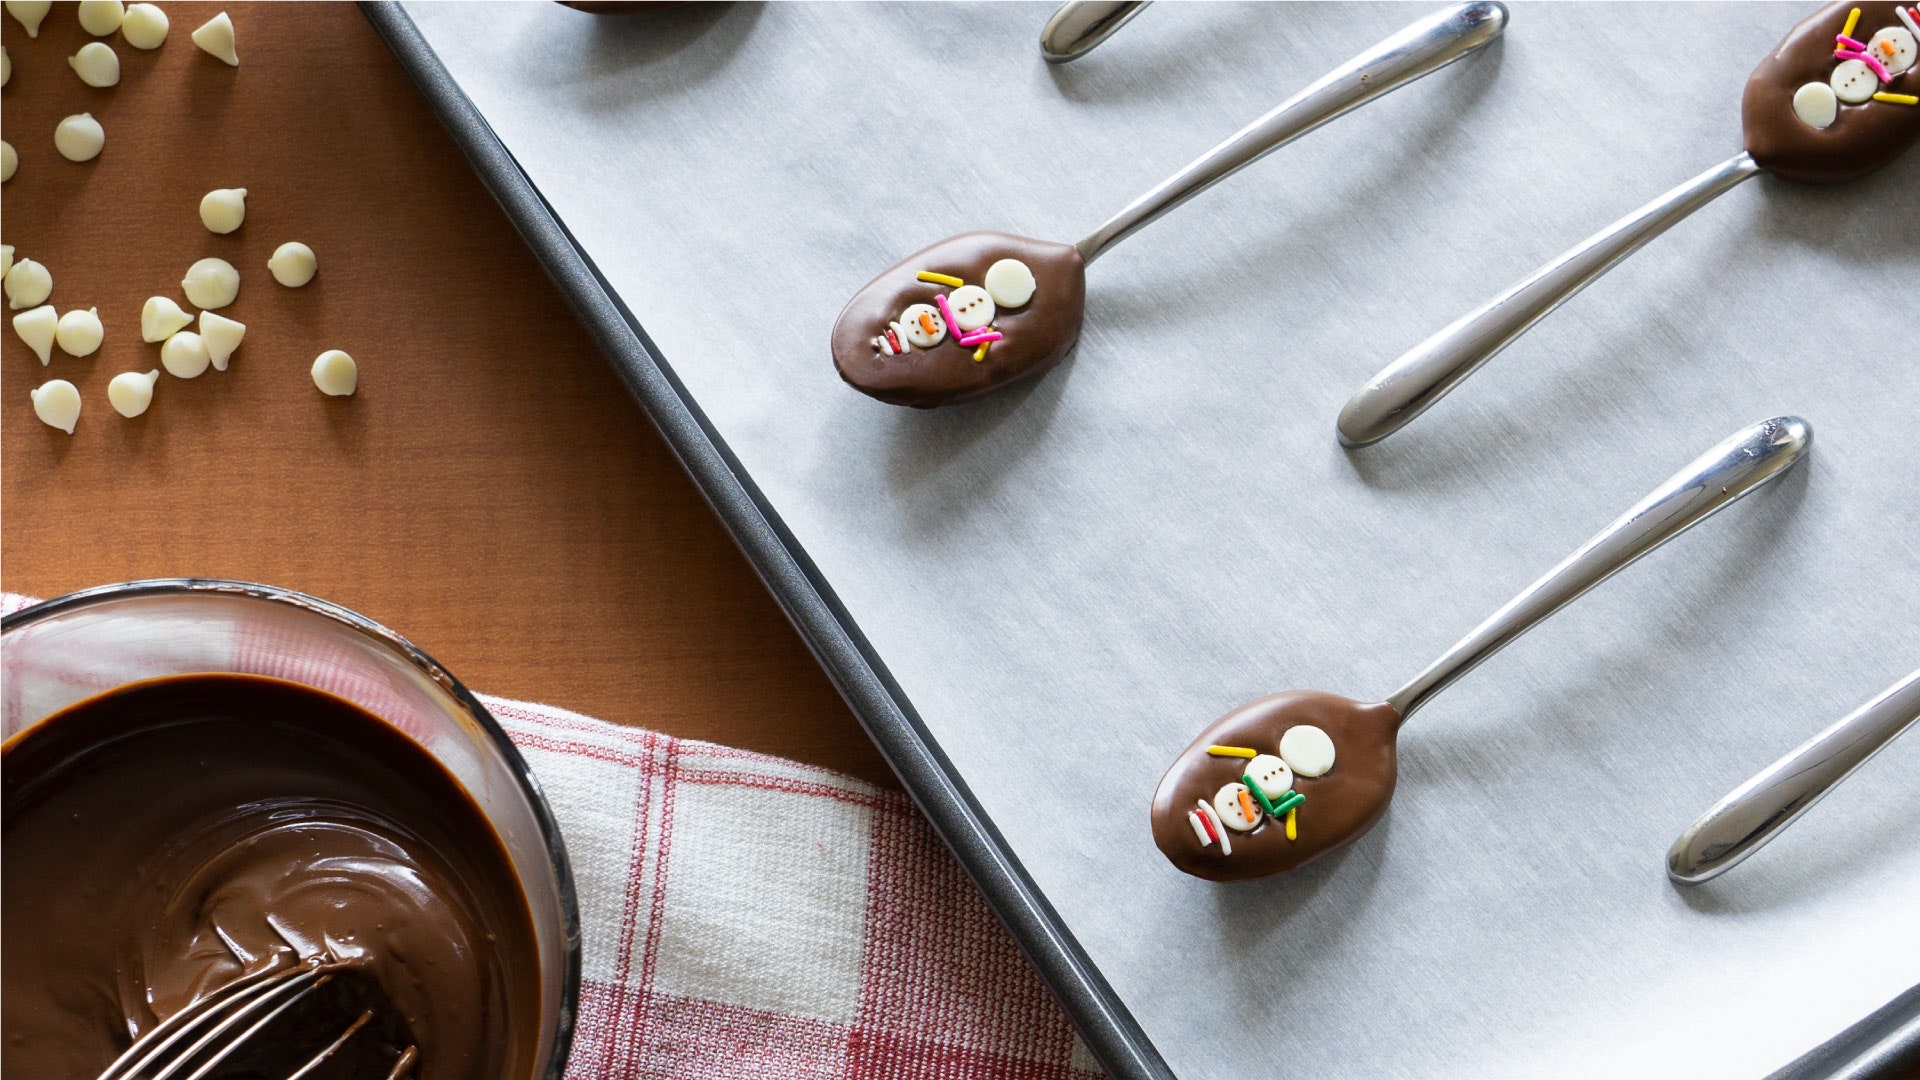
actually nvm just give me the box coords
[0,594,1104,1080]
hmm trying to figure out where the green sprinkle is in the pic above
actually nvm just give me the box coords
[1242,774,1281,817]
[1273,790,1305,815]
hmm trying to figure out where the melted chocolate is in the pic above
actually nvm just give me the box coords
[2,675,542,1080]
[831,232,1087,409]
[1744,1,1920,184]
[1150,692,1402,882]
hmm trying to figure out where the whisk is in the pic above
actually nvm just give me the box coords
[96,957,418,1080]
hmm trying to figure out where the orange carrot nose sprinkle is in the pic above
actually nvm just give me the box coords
[1883,40,1898,55]
[918,313,937,335]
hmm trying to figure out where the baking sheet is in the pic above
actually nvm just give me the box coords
[397,3,1920,1078]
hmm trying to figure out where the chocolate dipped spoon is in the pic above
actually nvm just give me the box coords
[832,1,1509,409]
[1338,1,1920,446]
[1153,416,1812,882]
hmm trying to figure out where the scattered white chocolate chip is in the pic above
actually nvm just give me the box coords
[108,369,159,417]
[160,329,210,378]
[983,258,1036,308]
[1831,58,1878,104]
[1244,754,1294,800]
[121,1,166,48]
[55,113,106,162]
[140,295,192,341]
[311,349,357,396]
[1,245,12,279]
[1212,782,1261,832]
[1,140,15,183]
[898,302,946,348]
[55,307,103,357]
[11,304,57,364]
[1792,81,1839,130]
[947,284,995,332]
[6,1,50,38]
[199,187,248,234]
[77,0,124,35]
[1278,725,1336,778]
[30,379,81,433]
[181,257,238,309]
[2,45,11,87]
[199,310,244,370]
[69,41,121,87]
[6,258,52,309]
[267,241,316,287]
[192,11,237,66]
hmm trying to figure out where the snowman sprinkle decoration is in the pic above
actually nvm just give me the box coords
[1184,731,1332,856]
[869,260,1034,364]
[1795,6,1920,126]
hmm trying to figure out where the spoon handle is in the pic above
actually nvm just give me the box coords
[1074,1,1508,265]
[1667,668,1920,885]
[1336,153,1763,447]
[1040,1,1151,64]
[1385,416,1811,721]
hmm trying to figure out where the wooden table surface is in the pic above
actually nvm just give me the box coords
[1,1,898,789]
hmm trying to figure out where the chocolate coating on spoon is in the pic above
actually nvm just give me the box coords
[1151,692,1402,882]
[832,232,1087,409]
[1744,1,1920,185]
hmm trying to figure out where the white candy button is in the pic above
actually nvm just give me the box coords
[77,0,124,36]
[200,310,245,370]
[56,307,103,357]
[1792,82,1839,130]
[69,41,121,87]
[6,258,52,309]
[108,369,159,417]
[947,284,995,332]
[1,140,15,183]
[200,188,248,234]
[181,257,239,309]
[1869,26,1917,76]
[898,303,946,348]
[267,242,316,287]
[1,245,13,278]
[141,296,193,341]
[30,379,81,434]
[1831,59,1878,104]
[6,1,50,38]
[121,2,166,48]
[311,349,358,396]
[1212,782,1262,832]
[983,258,1035,308]
[192,11,238,66]
[56,113,106,162]
[1279,725,1336,777]
[1244,754,1294,801]
[12,305,57,364]
[161,330,210,378]
[1,44,9,87]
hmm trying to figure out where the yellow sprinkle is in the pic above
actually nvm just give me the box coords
[917,271,965,287]
[1285,807,1298,841]
[973,340,990,363]
[1206,745,1258,759]
[1874,92,1920,105]
[1842,6,1861,39]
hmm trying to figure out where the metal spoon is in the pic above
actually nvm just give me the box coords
[1152,416,1812,882]
[1668,667,1920,885]
[1040,1,1150,64]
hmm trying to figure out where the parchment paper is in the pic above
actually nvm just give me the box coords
[401,4,1920,1077]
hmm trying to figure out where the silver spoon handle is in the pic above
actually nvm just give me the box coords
[1667,668,1920,885]
[1040,1,1151,64]
[1385,416,1811,721]
[1336,152,1762,447]
[1074,1,1508,265]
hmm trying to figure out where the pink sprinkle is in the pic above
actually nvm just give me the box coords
[933,294,959,337]
[1836,48,1894,81]
[956,330,1004,346]
[1837,33,1866,49]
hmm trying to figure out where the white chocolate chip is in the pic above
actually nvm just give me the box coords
[120,2,166,48]
[1869,26,1917,75]
[55,307,103,357]
[69,41,120,87]
[1,245,12,279]
[108,369,159,417]
[199,188,248,233]
[947,284,995,332]
[160,330,210,378]
[6,1,50,38]
[140,296,192,341]
[11,304,57,364]
[1278,725,1336,778]
[311,349,357,396]
[1,140,15,183]
[199,310,244,370]
[30,379,81,433]
[1831,59,1878,104]
[55,114,106,162]
[983,258,1036,308]
[77,0,124,35]
[1212,782,1261,832]
[192,11,237,66]
[1792,81,1839,130]
[267,241,316,287]
[181,257,239,309]
[2,45,11,87]
[6,258,52,309]
[1244,754,1294,801]
[898,303,945,348]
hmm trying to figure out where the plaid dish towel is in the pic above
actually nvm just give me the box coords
[0,594,1104,1080]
